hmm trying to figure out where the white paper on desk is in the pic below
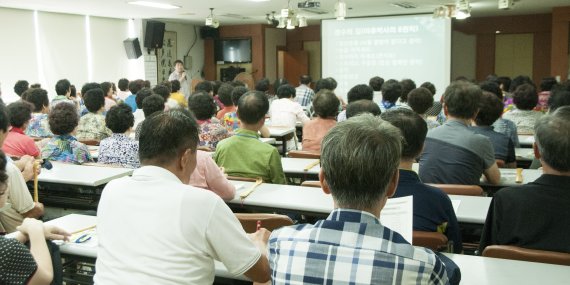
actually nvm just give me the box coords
[45,214,96,233]
[381,196,413,244]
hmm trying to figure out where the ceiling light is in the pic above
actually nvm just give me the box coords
[286,18,295,29]
[128,1,180,10]
[277,17,286,28]
[298,16,308,27]
[335,0,347,20]
[455,0,471,19]
[205,8,219,28]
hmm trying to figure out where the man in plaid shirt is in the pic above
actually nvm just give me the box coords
[269,114,450,284]
[295,75,315,107]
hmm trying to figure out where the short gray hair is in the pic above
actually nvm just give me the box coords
[535,106,570,172]
[321,114,402,210]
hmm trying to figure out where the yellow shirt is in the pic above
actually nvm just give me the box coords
[170,92,187,107]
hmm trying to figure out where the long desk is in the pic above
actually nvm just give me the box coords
[228,181,491,224]
[267,126,295,156]
[515,147,534,162]
[518,134,535,147]
[46,214,569,285]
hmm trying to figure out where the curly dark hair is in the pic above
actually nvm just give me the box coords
[14,80,29,96]
[153,84,171,100]
[195,81,213,94]
[188,92,216,120]
[105,104,134,133]
[142,95,165,117]
[170,79,181,93]
[23,88,49,112]
[276,84,296,99]
[7,101,33,128]
[49,103,79,135]
[84,88,105,112]
[135,88,154,109]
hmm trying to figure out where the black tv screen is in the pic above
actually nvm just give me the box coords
[215,38,252,63]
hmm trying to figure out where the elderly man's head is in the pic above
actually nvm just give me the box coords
[237,91,269,126]
[138,109,199,183]
[443,81,482,120]
[320,114,401,213]
[534,106,570,173]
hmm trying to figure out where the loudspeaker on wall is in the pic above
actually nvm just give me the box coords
[200,26,219,39]
[123,38,142,59]
[144,21,166,49]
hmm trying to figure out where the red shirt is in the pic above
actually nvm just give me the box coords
[2,127,40,157]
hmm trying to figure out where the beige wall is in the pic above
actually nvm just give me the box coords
[303,41,321,82]
[495,33,534,78]
[264,28,287,82]
[451,31,476,81]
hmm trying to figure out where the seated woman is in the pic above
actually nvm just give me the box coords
[502,83,544,134]
[0,150,70,285]
[101,81,117,112]
[302,90,339,152]
[269,84,310,150]
[3,101,41,158]
[41,103,93,164]
[98,104,140,168]
[189,92,231,150]
[222,86,248,132]
[23,88,53,138]
[135,95,165,140]
[189,150,235,201]
[76,88,112,141]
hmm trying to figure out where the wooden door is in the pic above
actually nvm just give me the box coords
[283,50,309,86]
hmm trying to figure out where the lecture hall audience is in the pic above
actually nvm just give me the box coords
[76,88,112,141]
[301,89,339,152]
[406,87,441,130]
[98,104,140,168]
[502,83,544,134]
[3,101,40,158]
[189,91,231,150]
[23,88,53,138]
[337,84,375,121]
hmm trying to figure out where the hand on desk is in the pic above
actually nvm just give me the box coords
[16,218,71,242]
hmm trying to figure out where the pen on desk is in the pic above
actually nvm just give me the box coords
[256,220,261,231]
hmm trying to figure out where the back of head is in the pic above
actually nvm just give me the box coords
[81,82,101,97]
[24,88,49,112]
[7,101,33,128]
[346,100,381,119]
[70,85,77,98]
[14,80,29,96]
[509,75,534,93]
[118,78,129,91]
[313,90,340,118]
[230,80,246,88]
[548,82,570,112]
[101,82,113,97]
[399,79,416,102]
[231,86,249,106]
[369,76,384,92]
[327,77,338,90]
[135,88,154,109]
[139,109,199,166]
[217,83,234,106]
[347,84,373,103]
[479,81,503,100]
[56,79,71,96]
[314,78,334,93]
[128,79,144,94]
[534,106,570,172]
[299,75,311,85]
[475,91,504,126]
[153,84,171,100]
[0,99,8,133]
[381,79,402,103]
[170,79,181,93]
[497,76,511,92]
[273,78,288,93]
[443,81,482,119]
[237,91,269,124]
[188,92,216,120]
[212,81,222,96]
[255,78,270,92]
[513,83,538,110]
[321,114,401,210]
[540,77,558,92]
[381,108,427,160]
[142,95,165,117]
[407,87,434,115]
[84,88,105,113]
[48,102,79,135]
[106,104,134,133]
[276,84,296,99]
[420,82,436,96]
[195,81,213,94]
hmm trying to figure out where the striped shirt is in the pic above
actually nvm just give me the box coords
[269,209,449,285]
[295,84,315,107]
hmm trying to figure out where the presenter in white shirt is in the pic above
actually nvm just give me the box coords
[95,109,270,284]
[168,60,190,100]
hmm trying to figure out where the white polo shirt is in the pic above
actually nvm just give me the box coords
[95,166,260,284]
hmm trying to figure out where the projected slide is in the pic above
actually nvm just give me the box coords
[322,15,451,100]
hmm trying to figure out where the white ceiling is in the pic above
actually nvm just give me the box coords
[0,0,567,25]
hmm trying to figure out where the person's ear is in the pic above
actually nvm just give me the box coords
[385,169,399,198]
[443,103,449,117]
[318,169,331,195]
[533,142,541,160]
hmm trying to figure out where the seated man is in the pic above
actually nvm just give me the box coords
[345,99,381,119]
[419,81,501,185]
[382,109,462,253]
[95,109,270,284]
[215,91,286,184]
[479,106,570,254]
[0,99,44,233]
[337,84,374,122]
[472,92,516,168]
[269,114,450,284]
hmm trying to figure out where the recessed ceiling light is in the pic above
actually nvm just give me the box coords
[128,1,181,10]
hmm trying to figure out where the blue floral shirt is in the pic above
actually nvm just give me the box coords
[41,135,92,164]
[25,113,53,138]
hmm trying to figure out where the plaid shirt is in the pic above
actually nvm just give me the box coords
[269,209,449,285]
[295,84,315,107]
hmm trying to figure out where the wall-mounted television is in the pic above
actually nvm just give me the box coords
[215,38,252,63]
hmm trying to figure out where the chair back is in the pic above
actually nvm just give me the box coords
[412,231,449,252]
[227,176,260,182]
[300,180,321,188]
[427,184,484,196]
[235,213,294,233]
[482,245,570,266]
[79,139,100,146]
[287,150,321,159]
